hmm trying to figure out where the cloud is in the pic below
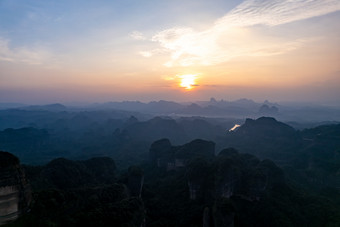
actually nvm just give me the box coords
[144,0,340,67]
[139,51,153,57]
[138,48,166,58]
[0,37,51,65]
[130,31,147,40]
[217,0,340,27]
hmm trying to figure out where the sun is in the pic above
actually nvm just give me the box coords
[179,74,198,90]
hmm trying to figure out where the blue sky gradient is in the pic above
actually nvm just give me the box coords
[0,0,339,104]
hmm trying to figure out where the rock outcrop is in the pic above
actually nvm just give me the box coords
[150,138,215,171]
[0,151,31,226]
[149,139,288,226]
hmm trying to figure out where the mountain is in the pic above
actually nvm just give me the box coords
[149,138,215,170]
[0,128,50,163]
[143,139,340,226]
[19,103,67,112]
[286,123,340,189]
[0,151,31,225]
[123,117,188,144]
[219,117,301,163]
[12,156,145,227]
[0,103,25,110]
[2,131,340,226]
[220,117,340,190]
[90,100,184,114]
[145,100,184,113]
[36,157,117,190]
[258,104,279,115]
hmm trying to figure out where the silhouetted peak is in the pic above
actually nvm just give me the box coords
[259,104,279,114]
[244,117,279,126]
[126,115,138,124]
[0,151,19,168]
[239,117,296,137]
[150,138,172,151]
[145,100,184,113]
[257,116,277,123]
[150,139,215,169]
[188,103,202,108]
[183,139,215,151]
[218,148,239,157]
[235,98,255,104]
[149,138,173,166]
[149,100,178,105]
[45,103,66,108]
[176,139,215,159]
[23,103,67,111]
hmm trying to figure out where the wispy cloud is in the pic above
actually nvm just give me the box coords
[140,0,340,67]
[0,37,52,65]
[130,31,147,40]
[217,0,340,27]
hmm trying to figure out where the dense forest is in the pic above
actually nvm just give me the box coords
[0,103,339,226]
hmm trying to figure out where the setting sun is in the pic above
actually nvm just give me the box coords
[179,74,198,90]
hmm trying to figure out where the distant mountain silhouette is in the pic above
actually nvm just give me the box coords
[91,100,184,114]
[258,104,279,115]
[20,103,67,111]
[0,102,25,110]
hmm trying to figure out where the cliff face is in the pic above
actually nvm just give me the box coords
[149,139,288,226]
[0,151,31,226]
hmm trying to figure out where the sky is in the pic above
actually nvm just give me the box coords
[0,0,340,105]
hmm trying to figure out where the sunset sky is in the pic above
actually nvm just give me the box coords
[1,0,340,104]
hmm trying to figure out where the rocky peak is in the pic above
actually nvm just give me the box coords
[149,138,172,166]
[0,151,31,226]
[175,139,215,159]
[238,117,297,138]
[150,139,215,170]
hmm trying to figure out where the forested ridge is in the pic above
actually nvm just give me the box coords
[1,116,340,226]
